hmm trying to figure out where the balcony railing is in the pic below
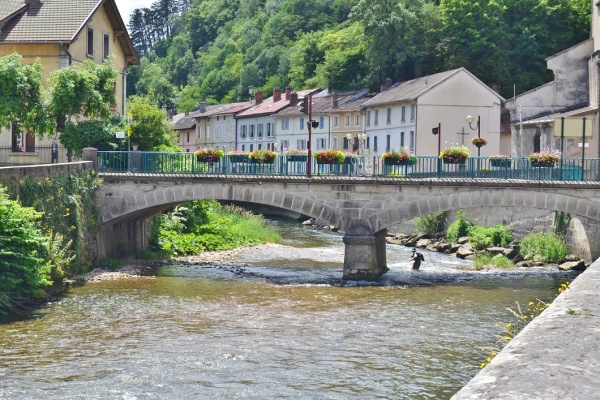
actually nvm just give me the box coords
[96,151,596,182]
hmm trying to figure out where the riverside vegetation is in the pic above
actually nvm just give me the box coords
[0,172,99,315]
[0,174,278,315]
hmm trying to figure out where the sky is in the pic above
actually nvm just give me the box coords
[114,0,155,25]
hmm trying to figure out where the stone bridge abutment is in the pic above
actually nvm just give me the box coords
[97,174,600,280]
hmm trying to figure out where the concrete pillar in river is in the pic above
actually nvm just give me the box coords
[342,227,389,280]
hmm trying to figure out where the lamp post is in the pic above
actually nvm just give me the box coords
[345,132,367,154]
[466,115,481,157]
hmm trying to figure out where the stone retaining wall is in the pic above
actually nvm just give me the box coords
[0,162,93,188]
[452,258,600,399]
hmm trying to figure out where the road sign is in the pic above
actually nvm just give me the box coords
[115,131,125,139]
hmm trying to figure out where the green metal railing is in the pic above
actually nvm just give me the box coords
[96,151,598,182]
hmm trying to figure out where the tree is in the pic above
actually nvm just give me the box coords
[135,62,177,111]
[0,53,52,136]
[59,118,125,157]
[0,186,49,314]
[127,96,174,150]
[46,59,118,130]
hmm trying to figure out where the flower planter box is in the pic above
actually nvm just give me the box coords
[287,155,307,162]
[490,159,511,168]
[531,161,555,168]
[251,158,275,164]
[443,158,466,165]
[196,156,219,164]
[384,159,416,166]
[316,160,340,165]
[229,155,249,163]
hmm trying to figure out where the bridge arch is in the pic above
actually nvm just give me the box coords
[97,175,600,279]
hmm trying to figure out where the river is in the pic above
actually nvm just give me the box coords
[0,220,576,399]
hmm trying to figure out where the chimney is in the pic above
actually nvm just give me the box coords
[331,92,338,109]
[273,87,282,102]
[290,92,298,104]
[255,90,263,105]
[380,78,393,92]
[285,85,292,100]
[197,101,206,113]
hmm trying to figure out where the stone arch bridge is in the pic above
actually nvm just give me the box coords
[97,173,600,280]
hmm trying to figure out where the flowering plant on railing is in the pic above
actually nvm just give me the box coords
[489,154,511,167]
[528,149,560,167]
[194,148,224,163]
[249,149,278,163]
[381,147,417,164]
[439,145,469,163]
[313,149,345,163]
[285,149,308,155]
[471,137,488,148]
[227,150,250,162]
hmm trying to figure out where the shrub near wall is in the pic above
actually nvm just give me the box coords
[15,172,100,277]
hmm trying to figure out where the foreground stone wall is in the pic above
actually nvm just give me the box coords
[0,162,92,188]
[452,258,600,399]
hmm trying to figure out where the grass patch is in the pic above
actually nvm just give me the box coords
[519,232,568,263]
[473,254,514,270]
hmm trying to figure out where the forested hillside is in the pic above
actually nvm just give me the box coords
[127,0,590,113]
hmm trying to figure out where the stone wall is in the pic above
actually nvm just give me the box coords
[0,162,93,188]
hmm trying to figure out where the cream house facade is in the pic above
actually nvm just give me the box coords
[362,68,504,157]
[0,0,138,165]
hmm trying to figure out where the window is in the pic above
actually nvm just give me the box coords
[257,123,263,138]
[242,145,246,151]
[355,114,360,126]
[386,107,391,124]
[366,137,370,149]
[281,119,285,130]
[249,124,255,138]
[196,126,202,139]
[345,114,351,127]
[374,136,378,151]
[281,140,289,150]
[300,117,305,130]
[217,116,220,121]
[250,144,254,152]
[400,131,405,147]
[410,104,416,121]
[374,110,379,126]
[332,137,338,149]
[386,134,391,152]
[87,27,94,57]
[103,33,109,59]
[187,132,190,143]
[206,126,211,138]
[258,143,262,150]
[410,130,415,151]
[317,138,326,149]
[333,116,339,128]
[366,111,371,127]
[240,125,247,139]
[267,122,273,137]
[401,106,406,122]
[320,116,325,128]
[533,134,541,153]
[343,137,349,150]
[297,139,306,150]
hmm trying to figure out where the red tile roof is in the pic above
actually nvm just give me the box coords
[237,89,319,118]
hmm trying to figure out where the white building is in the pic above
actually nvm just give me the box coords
[361,68,505,157]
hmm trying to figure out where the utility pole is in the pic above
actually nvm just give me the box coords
[306,93,312,177]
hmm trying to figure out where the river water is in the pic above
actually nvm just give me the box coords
[0,220,575,399]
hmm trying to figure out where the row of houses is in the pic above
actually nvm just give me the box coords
[174,68,509,158]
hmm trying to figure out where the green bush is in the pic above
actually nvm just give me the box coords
[0,186,50,314]
[468,225,512,250]
[446,210,473,243]
[473,254,514,270]
[413,211,447,235]
[519,233,569,263]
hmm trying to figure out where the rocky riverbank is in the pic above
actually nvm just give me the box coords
[386,232,588,271]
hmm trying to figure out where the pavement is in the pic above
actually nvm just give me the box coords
[452,258,600,399]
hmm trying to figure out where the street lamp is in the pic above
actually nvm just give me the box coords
[466,115,481,157]
[346,132,367,154]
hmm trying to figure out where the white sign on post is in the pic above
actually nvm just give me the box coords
[115,131,125,139]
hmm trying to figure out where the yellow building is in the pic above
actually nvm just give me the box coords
[0,0,138,164]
